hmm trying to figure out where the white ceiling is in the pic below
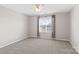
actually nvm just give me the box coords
[1,4,75,16]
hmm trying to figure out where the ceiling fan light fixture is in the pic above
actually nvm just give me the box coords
[34,4,43,12]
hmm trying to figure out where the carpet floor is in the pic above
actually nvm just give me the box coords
[0,38,77,54]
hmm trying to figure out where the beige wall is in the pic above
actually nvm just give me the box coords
[70,5,79,53]
[55,13,70,41]
[28,13,70,41]
[28,16,38,37]
[0,6,28,48]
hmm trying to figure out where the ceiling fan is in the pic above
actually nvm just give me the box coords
[33,4,43,12]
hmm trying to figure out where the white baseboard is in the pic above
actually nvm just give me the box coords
[70,41,79,53]
[0,36,28,48]
[28,37,69,42]
[55,38,70,41]
[73,47,79,53]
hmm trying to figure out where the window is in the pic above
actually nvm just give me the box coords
[39,16,52,32]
